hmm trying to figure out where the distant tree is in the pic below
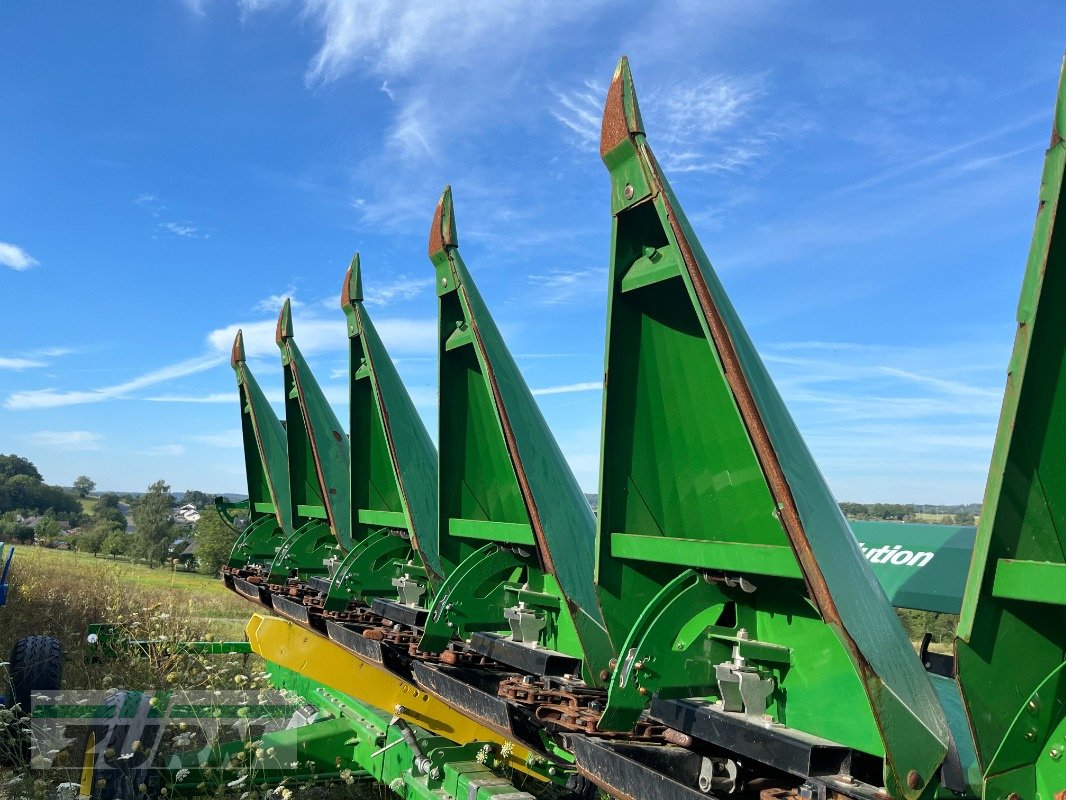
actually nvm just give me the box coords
[73,476,96,498]
[34,484,82,516]
[131,480,175,568]
[193,507,238,574]
[77,520,121,557]
[953,513,976,526]
[0,455,43,483]
[0,515,33,544]
[67,511,92,529]
[103,529,128,559]
[839,502,869,519]
[93,506,128,530]
[3,474,39,510]
[181,490,212,510]
[96,493,121,510]
[34,516,62,546]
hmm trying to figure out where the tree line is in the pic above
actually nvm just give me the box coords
[838,501,978,526]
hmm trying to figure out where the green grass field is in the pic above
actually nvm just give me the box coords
[0,545,254,689]
[76,494,100,515]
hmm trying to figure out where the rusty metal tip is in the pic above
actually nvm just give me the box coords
[600,55,644,160]
[428,185,458,259]
[231,329,246,367]
[341,254,363,308]
[275,299,293,345]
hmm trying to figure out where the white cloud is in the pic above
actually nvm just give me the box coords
[5,353,225,410]
[0,242,39,271]
[532,381,601,396]
[24,431,104,451]
[253,290,302,314]
[191,430,244,448]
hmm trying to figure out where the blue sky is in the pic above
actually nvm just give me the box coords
[1,2,1062,502]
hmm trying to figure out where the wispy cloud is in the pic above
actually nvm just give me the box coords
[160,221,208,239]
[0,242,39,271]
[532,381,601,396]
[831,111,1047,197]
[296,1,543,86]
[551,71,780,174]
[134,193,209,239]
[526,267,606,306]
[146,392,235,404]
[24,431,104,451]
[0,347,77,371]
[254,290,301,314]
[5,353,225,410]
[550,80,605,144]
[760,339,1005,502]
[134,193,165,216]
[190,429,243,448]
[363,275,435,306]
[0,357,47,370]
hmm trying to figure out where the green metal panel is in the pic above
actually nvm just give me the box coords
[594,58,948,798]
[418,187,614,678]
[276,298,353,550]
[956,57,1066,796]
[849,521,975,613]
[231,329,292,534]
[341,254,443,583]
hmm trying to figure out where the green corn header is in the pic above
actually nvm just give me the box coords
[88,53,1066,800]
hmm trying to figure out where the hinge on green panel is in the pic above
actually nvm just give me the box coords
[444,322,474,351]
[621,246,682,293]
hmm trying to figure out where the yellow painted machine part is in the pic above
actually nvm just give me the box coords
[245,613,545,781]
[79,731,96,797]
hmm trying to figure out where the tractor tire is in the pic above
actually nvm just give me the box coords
[8,635,62,713]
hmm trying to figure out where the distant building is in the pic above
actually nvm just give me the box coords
[173,504,201,525]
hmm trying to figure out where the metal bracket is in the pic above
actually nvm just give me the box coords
[714,629,775,723]
[504,602,546,645]
[392,573,427,607]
